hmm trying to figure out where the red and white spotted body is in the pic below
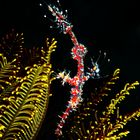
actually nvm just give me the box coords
[46,1,100,136]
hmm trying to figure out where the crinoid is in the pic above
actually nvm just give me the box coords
[61,69,140,140]
[0,30,57,140]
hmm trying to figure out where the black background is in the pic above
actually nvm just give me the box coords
[0,0,140,139]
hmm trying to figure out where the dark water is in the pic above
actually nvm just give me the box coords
[0,0,140,139]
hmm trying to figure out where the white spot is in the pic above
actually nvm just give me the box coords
[39,3,42,6]
[44,15,47,18]
[108,59,110,62]
[104,52,106,56]
[96,68,100,73]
